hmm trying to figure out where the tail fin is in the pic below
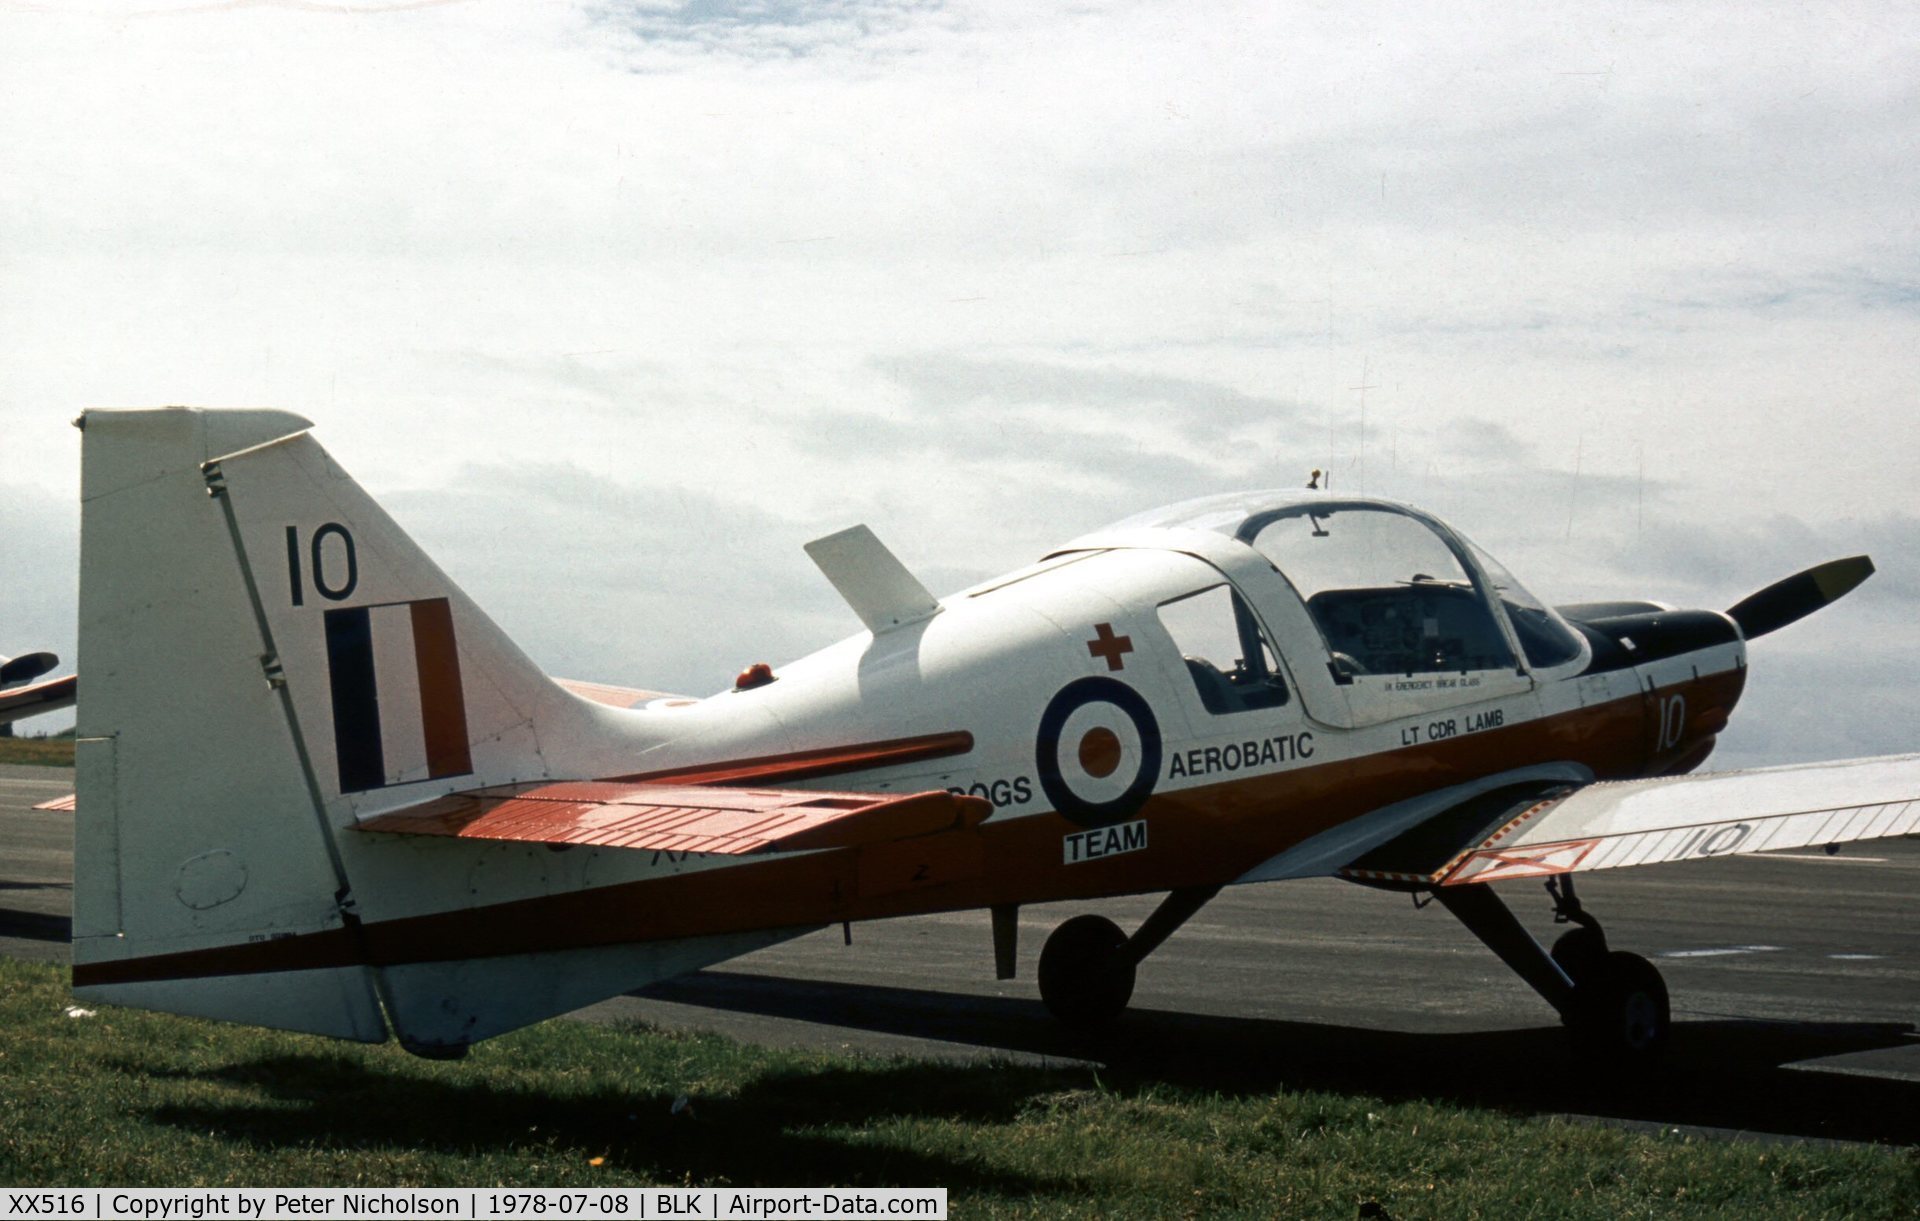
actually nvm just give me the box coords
[70,408,643,1044]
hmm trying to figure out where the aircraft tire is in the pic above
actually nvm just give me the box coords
[1038,914,1136,1025]
[1569,950,1671,1065]
[1550,927,1608,988]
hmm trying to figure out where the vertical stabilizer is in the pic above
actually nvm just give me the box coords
[72,408,387,1038]
[69,407,613,1042]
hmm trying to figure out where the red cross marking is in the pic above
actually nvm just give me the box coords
[1086,622,1134,671]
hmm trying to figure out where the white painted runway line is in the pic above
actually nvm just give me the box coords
[1657,945,1783,958]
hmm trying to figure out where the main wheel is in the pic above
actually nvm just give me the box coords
[1037,914,1136,1025]
[1569,950,1671,1065]
[1550,926,1608,988]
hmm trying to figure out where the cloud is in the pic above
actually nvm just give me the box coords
[5,0,1920,764]
[871,354,1303,432]
[589,0,954,65]
[1718,648,1920,769]
[816,354,1308,494]
[386,462,856,695]
[0,484,79,733]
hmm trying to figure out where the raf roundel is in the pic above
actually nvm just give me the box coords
[1035,676,1162,828]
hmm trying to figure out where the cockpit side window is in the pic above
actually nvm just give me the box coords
[1248,507,1515,679]
[1156,584,1289,714]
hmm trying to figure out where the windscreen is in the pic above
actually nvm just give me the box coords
[1247,505,1514,676]
[1462,539,1586,670]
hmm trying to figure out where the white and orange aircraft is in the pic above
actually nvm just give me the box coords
[0,652,73,725]
[39,407,1920,1063]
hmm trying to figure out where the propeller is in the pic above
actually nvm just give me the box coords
[0,652,58,689]
[1726,556,1875,640]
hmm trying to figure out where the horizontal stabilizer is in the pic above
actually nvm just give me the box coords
[554,678,691,709]
[33,793,77,812]
[1340,753,1920,887]
[356,781,991,854]
[804,525,941,634]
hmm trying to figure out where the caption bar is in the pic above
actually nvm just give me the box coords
[1,1190,945,1221]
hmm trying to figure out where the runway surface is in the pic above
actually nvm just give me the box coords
[5,763,1916,1144]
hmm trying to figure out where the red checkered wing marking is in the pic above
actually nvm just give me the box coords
[354,781,991,855]
[1440,752,1920,886]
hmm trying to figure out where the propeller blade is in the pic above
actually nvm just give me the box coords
[0,652,58,688]
[1726,556,1875,640]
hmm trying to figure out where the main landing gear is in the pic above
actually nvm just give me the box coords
[1011,886,1221,1026]
[1435,875,1671,1064]
[1014,877,1670,1060]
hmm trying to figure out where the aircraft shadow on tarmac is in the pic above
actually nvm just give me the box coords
[0,906,71,942]
[638,971,1920,1146]
[137,1053,1078,1194]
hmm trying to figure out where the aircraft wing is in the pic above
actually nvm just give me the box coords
[357,780,990,855]
[0,674,76,726]
[1339,753,1920,888]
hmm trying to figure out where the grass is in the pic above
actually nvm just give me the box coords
[0,732,74,767]
[0,962,1913,1215]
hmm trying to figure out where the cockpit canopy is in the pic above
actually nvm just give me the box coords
[1111,492,1587,680]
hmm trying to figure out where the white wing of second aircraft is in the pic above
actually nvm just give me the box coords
[0,673,75,727]
[1338,753,1920,888]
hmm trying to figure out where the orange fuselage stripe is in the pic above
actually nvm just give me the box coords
[73,667,1743,987]
[608,730,977,787]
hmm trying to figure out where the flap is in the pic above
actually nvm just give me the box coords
[1335,781,1574,887]
[355,780,991,855]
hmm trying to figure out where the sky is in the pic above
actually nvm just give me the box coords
[2,0,1917,768]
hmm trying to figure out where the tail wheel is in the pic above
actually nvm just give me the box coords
[1570,950,1671,1064]
[1037,914,1135,1025]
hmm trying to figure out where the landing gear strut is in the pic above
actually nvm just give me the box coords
[1545,876,1671,1061]
[1436,876,1670,1065]
[1545,874,1608,981]
[1035,885,1220,1025]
